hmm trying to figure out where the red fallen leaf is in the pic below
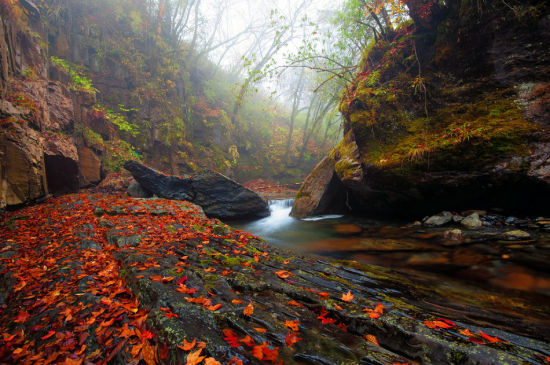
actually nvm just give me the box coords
[285,331,302,347]
[369,313,381,319]
[364,334,379,345]
[177,276,188,285]
[243,302,254,316]
[197,341,207,349]
[341,291,354,302]
[459,328,473,337]
[374,302,384,314]
[204,267,216,273]
[186,348,205,365]
[285,320,299,332]
[424,320,454,329]
[41,330,56,340]
[239,335,255,346]
[334,304,343,311]
[283,260,290,264]
[223,329,241,348]
[318,292,330,298]
[253,327,267,333]
[478,330,502,343]
[178,338,196,351]
[337,322,348,331]
[14,311,30,323]
[2,333,17,342]
[220,270,232,276]
[262,344,279,362]
[275,270,292,279]
[140,330,154,342]
[232,299,244,304]
[229,356,244,365]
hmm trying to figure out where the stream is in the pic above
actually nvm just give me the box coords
[235,199,550,338]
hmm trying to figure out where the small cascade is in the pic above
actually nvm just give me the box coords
[268,198,295,210]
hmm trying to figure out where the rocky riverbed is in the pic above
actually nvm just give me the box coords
[1,193,549,364]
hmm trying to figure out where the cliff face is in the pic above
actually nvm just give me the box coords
[293,0,550,218]
[0,3,122,208]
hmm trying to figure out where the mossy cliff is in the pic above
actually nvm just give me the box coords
[293,0,550,218]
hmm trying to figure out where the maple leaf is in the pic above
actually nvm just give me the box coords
[239,335,255,346]
[205,303,222,311]
[223,329,241,347]
[424,320,454,329]
[178,338,196,351]
[374,302,384,314]
[364,334,379,346]
[41,330,56,340]
[285,331,302,347]
[186,348,206,365]
[251,342,266,360]
[204,358,221,365]
[341,290,354,302]
[285,320,299,332]
[14,311,29,323]
[243,302,254,316]
[459,328,473,337]
[232,299,244,304]
[177,276,188,285]
[478,330,502,343]
[274,270,292,279]
[229,356,244,365]
[287,300,304,307]
[142,340,158,365]
[317,292,330,298]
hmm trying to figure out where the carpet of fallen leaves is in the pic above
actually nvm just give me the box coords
[1,193,549,364]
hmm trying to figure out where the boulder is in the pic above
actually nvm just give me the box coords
[291,156,347,218]
[126,182,153,198]
[424,211,453,227]
[124,160,269,220]
[461,212,483,230]
[502,230,531,241]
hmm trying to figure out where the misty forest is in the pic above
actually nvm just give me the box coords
[0,0,549,363]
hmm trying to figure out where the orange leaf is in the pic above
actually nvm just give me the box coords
[369,312,381,319]
[251,343,266,360]
[287,300,304,307]
[334,304,343,311]
[239,335,255,346]
[243,302,254,316]
[205,303,222,311]
[223,329,241,348]
[285,331,302,347]
[341,290,354,302]
[142,340,158,365]
[232,299,244,304]
[275,270,292,279]
[318,292,330,298]
[364,334,379,346]
[186,348,206,365]
[204,267,216,273]
[424,320,454,329]
[253,327,267,333]
[374,302,384,314]
[459,328,473,337]
[285,320,299,332]
[41,330,56,340]
[178,338,196,351]
[229,357,244,365]
[478,330,502,343]
[204,358,221,365]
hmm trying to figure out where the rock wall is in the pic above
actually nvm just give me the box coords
[295,0,550,218]
[0,6,104,209]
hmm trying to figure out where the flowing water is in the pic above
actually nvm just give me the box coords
[235,199,550,330]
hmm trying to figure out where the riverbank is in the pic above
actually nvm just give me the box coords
[1,193,549,364]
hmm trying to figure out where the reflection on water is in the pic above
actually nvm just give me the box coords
[235,200,550,300]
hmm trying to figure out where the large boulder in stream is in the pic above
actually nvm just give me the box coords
[295,1,550,219]
[124,160,269,220]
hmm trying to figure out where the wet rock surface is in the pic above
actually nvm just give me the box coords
[1,193,549,364]
[124,160,269,220]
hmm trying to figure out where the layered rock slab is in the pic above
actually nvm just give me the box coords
[124,160,269,220]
